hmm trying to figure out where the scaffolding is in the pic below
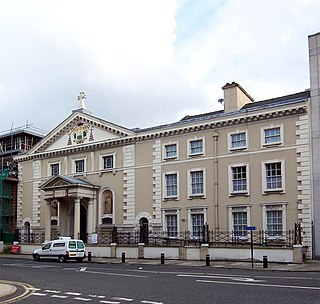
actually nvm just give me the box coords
[0,169,12,237]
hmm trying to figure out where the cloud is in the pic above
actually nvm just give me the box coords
[0,0,319,132]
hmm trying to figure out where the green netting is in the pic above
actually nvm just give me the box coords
[0,169,12,233]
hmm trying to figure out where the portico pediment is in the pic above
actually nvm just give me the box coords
[26,110,135,155]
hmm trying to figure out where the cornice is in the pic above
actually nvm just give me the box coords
[17,105,307,162]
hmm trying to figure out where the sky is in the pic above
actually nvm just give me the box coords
[0,0,319,134]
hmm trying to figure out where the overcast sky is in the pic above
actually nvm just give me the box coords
[0,0,319,134]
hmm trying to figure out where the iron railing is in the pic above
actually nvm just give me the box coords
[15,228,299,248]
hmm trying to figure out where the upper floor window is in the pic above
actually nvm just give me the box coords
[189,138,204,156]
[50,163,60,176]
[103,155,114,169]
[230,131,247,150]
[262,160,285,193]
[75,159,85,173]
[164,143,177,159]
[189,169,205,197]
[262,125,283,146]
[230,165,248,194]
[164,173,178,198]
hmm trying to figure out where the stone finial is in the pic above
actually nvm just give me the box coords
[77,92,87,109]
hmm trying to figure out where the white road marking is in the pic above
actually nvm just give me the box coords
[177,274,261,282]
[197,279,320,290]
[81,270,147,278]
[51,295,68,298]
[73,297,92,301]
[89,294,106,298]
[100,301,120,304]
[80,267,87,271]
[112,297,133,301]
[65,292,82,296]
[141,301,163,304]
[32,292,47,296]
[45,289,61,293]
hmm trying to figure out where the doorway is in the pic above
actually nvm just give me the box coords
[139,217,149,244]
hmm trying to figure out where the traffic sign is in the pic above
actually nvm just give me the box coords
[246,226,257,231]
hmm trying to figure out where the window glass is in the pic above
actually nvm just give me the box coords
[190,139,203,154]
[266,162,282,189]
[166,214,177,237]
[267,210,283,236]
[165,144,177,158]
[231,132,246,149]
[232,166,247,192]
[103,155,114,169]
[165,173,177,197]
[75,160,85,173]
[192,213,204,236]
[191,171,204,195]
[51,163,59,176]
[233,212,247,237]
[43,242,52,250]
[77,241,85,249]
[68,241,76,249]
[264,127,281,144]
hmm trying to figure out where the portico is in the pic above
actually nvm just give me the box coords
[40,175,99,241]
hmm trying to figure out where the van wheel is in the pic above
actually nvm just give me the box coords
[58,255,66,263]
[33,254,40,261]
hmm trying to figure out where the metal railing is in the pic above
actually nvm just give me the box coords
[15,228,298,248]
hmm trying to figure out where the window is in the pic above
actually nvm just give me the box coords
[103,155,114,169]
[191,213,204,236]
[75,159,85,173]
[165,173,178,198]
[231,165,247,193]
[262,126,283,146]
[262,204,286,239]
[189,170,204,197]
[189,138,204,156]
[265,161,283,191]
[165,214,178,237]
[232,212,247,237]
[230,132,247,150]
[266,210,283,237]
[50,163,60,176]
[164,143,177,159]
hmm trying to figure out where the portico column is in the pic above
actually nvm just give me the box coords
[74,197,81,239]
[87,199,94,234]
[45,199,52,241]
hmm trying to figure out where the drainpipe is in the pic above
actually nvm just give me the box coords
[213,132,219,231]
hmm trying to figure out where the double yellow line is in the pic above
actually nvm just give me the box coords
[0,280,36,303]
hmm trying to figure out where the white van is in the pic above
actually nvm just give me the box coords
[33,237,86,263]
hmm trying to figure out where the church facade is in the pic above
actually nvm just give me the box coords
[15,83,312,256]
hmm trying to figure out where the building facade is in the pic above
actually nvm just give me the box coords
[15,85,312,256]
[14,33,320,259]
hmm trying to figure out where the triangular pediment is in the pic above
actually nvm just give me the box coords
[40,175,96,190]
[28,110,135,154]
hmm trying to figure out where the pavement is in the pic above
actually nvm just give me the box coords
[1,253,319,299]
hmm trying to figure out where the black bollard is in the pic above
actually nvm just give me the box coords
[161,253,165,264]
[122,252,125,263]
[206,254,210,266]
[263,255,268,268]
[88,251,92,262]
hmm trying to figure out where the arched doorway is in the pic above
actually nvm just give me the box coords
[139,217,149,244]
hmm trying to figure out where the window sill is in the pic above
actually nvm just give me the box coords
[263,189,284,195]
[229,192,249,197]
[262,142,282,148]
[188,194,206,199]
[163,197,179,201]
[229,147,247,152]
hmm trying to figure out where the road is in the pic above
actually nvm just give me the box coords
[0,257,319,304]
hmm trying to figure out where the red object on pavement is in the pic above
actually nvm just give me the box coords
[11,245,20,253]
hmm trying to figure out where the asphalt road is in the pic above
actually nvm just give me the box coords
[1,257,319,304]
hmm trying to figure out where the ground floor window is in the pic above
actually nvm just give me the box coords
[165,214,178,237]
